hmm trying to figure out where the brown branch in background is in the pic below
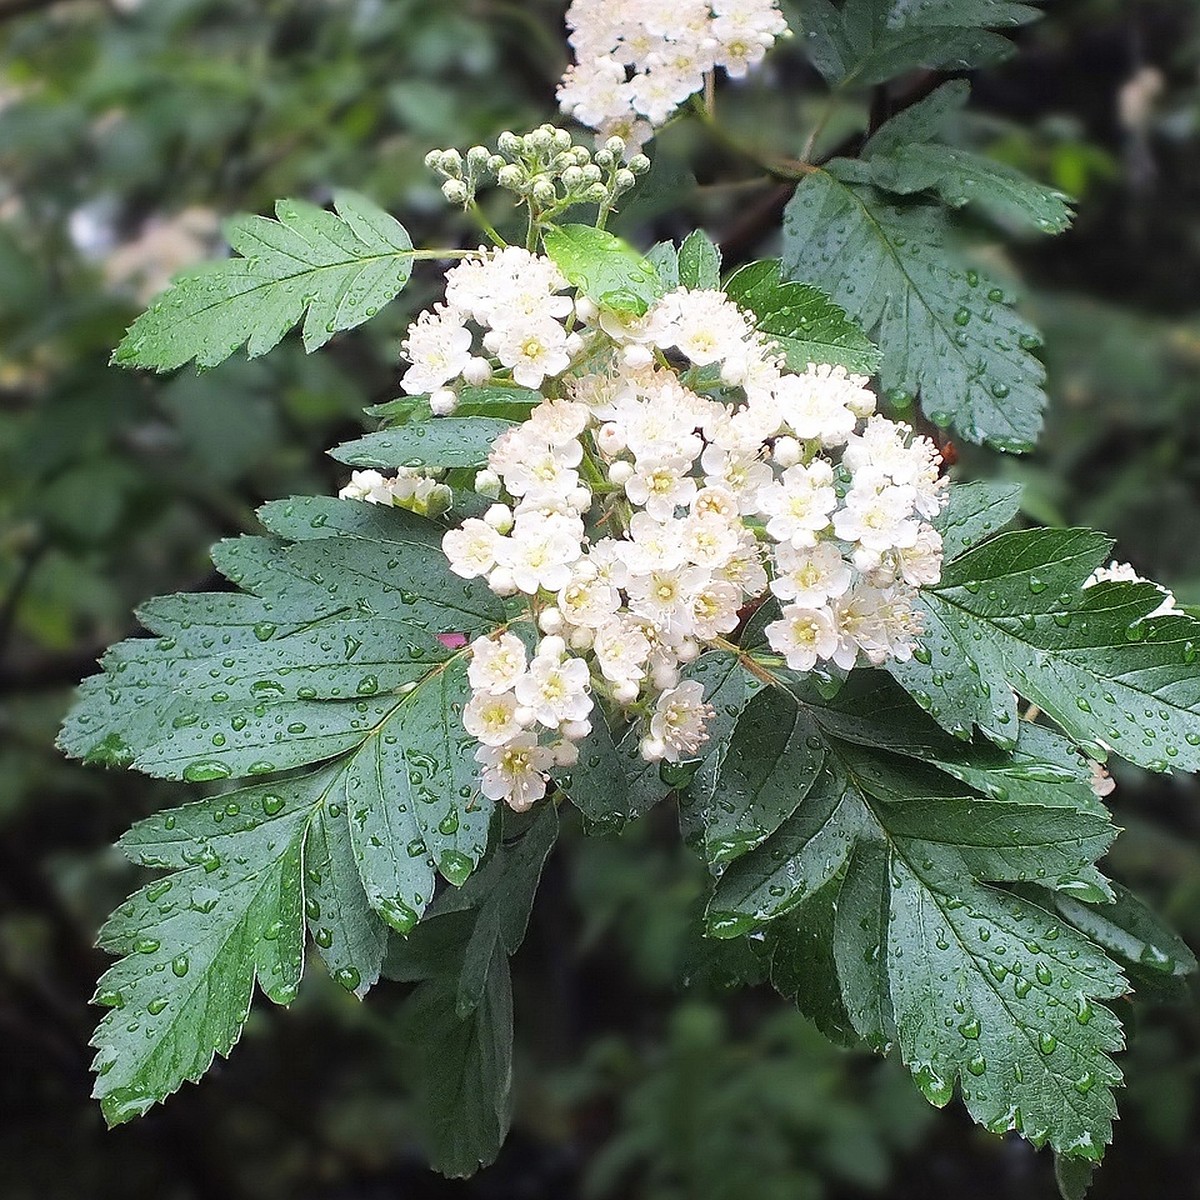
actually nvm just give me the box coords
[717,182,792,264]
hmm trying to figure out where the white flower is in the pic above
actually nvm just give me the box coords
[626,563,707,635]
[657,289,754,366]
[833,484,921,566]
[476,733,554,812]
[463,691,525,746]
[770,542,853,606]
[688,579,742,640]
[485,317,573,389]
[400,306,474,395]
[442,518,503,578]
[593,617,652,683]
[649,679,714,762]
[764,604,838,671]
[502,513,583,594]
[757,460,838,548]
[624,456,698,519]
[558,574,622,629]
[467,633,528,694]
[514,649,593,728]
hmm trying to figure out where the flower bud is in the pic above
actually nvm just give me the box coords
[441,179,469,205]
[677,639,700,663]
[640,735,666,762]
[497,164,524,190]
[581,163,603,184]
[568,626,594,651]
[424,484,453,520]
[487,154,506,173]
[615,169,636,192]
[561,165,584,190]
[515,705,536,727]
[424,149,445,171]
[440,148,463,176]
[467,145,490,169]
[594,149,613,169]
[552,127,573,151]
[585,182,609,203]
[462,356,493,386]
[561,718,592,742]
[537,635,567,661]
[528,126,553,151]
[565,332,586,357]
[531,178,558,206]
[613,680,640,704]
[488,565,518,596]
[497,131,521,155]
[538,607,565,635]
[574,296,599,323]
[773,436,802,468]
[430,388,458,415]
[605,136,627,157]
[483,501,512,531]
[628,154,651,174]
[607,459,634,485]
[652,663,679,690]
[552,740,580,767]
[622,344,654,368]
[572,146,592,165]
[597,423,627,455]
[569,486,592,511]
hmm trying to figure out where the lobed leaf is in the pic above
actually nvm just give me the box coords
[113,191,416,372]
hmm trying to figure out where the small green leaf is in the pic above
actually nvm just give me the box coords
[677,229,723,290]
[365,385,540,427]
[113,191,416,372]
[726,258,882,376]
[564,710,636,834]
[330,416,517,470]
[542,223,664,316]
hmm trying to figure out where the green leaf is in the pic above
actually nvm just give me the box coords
[768,877,859,1046]
[644,240,680,289]
[864,143,1073,233]
[726,259,883,375]
[863,79,972,156]
[91,769,338,1124]
[904,526,1200,770]
[62,497,523,1122]
[677,229,723,290]
[113,191,416,372]
[398,952,514,1178]
[542,223,664,316]
[1047,883,1198,1000]
[365,385,540,427]
[702,685,826,866]
[563,709,637,834]
[425,804,558,1015]
[782,171,1047,451]
[698,668,1127,1156]
[794,0,1039,88]
[330,416,517,470]
[1055,1153,1097,1200]
[305,797,389,996]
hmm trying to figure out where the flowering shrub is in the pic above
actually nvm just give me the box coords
[60,4,1200,1190]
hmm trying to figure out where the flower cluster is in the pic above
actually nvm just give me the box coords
[558,0,789,149]
[396,246,949,812]
[425,124,649,217]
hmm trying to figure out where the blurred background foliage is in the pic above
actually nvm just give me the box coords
[1,1,1198,1196]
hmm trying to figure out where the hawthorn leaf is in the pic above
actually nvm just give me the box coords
[113,191,415,371]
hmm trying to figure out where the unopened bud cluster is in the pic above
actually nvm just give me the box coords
[425,124,649,215]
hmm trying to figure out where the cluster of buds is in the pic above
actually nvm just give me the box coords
[337,467,451,519]
[425,124,650,218]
